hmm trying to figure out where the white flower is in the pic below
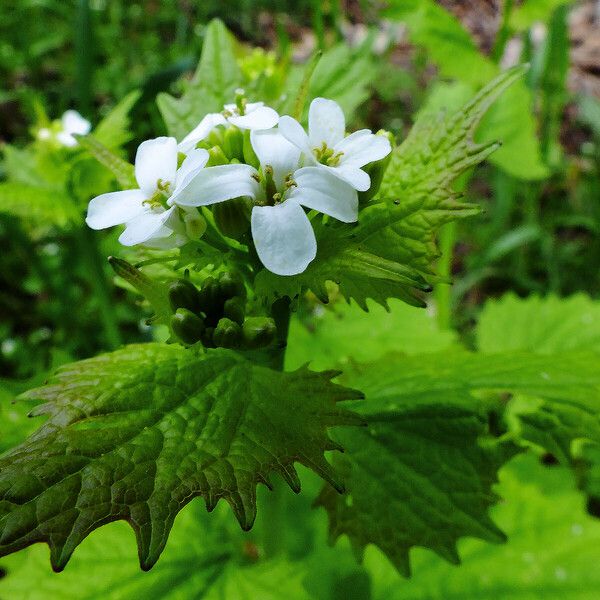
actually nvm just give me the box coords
[178,99,279,153]
[171,129,358,276]
[278,97,391,192]
[86,137,244,247]
[56,110,91,147]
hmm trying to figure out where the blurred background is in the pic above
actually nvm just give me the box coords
[1,1,600,598]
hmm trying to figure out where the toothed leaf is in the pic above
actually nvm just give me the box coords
[0,344,361,571]
[316,349,600,576]
[257,66,525,310]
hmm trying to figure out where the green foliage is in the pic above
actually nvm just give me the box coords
[158,19,242,141]
[385,0,548,180]
[258,67,524,309]
[0,502,311,600]
[476,293,600,509]
[316,349,600,575]
[0,344,361,571]
[93,91,141,150]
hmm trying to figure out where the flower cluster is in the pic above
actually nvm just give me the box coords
[86,95,391,276]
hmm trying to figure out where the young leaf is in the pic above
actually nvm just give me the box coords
[92,90,141,150]
[316,350,600,576]
[257,67,524,310]
[0,344,361,571]
[157,19,242,140]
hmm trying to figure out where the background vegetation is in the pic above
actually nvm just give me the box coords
[1,0,600,597]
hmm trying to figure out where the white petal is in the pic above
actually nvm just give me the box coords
[175,148,209,189]
[135,137,178,197]
[291,167,358,222]
[278,116,314,159]
[86,189,147,230]
[251,201,317,276]
[118,207,175,246]
[62,110,91,136]
[335,130,392,168]
[308,98,345,148]
[178,113,227,153]
[327,164,371,192]
[56,131,78,147]
[228,105,279,130]
[169,164,259,207]
[250,129,301,188]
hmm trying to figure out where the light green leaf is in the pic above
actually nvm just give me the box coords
[0,501,311,599]
[258,67,523,309]
[478,293,600,354]
[93,91,141,150]
[157,19,242,140]
[476,293,600,506]
[316,350,600,575]
[510,0,575,31]
[0,182,79,227]
[0,344,361,571]
[286,298,458,372]
[385,0,548,180]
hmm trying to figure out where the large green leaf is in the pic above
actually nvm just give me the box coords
[0,502,311,599]
[257,67,524,309]
[0,344,361,571]
[316,350,600,575]
[385,0,548,180]
[367,455,600,599]
[93,90,141,150]
[157,19,242,141]
[477,293,600,507]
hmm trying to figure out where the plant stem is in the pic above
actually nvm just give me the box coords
[260,296,292,557]
[75,0,93,116]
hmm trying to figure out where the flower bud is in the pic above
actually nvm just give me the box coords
[219,271,246,300]
[171,308,205,345]
[206,146,230,167]
[242,129,260,169]
[359,130,395,205]
[168,279,201,313]
[242,317,276,349]
[213,317,242,349]
[184,211,207,240]
[198,277,222,325]
[223,126,244,161]
[213,197,250,239]
[223,296,245,325]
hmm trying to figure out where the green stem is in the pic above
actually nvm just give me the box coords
[435,222,456,331]
[260,296,292,557]
[492,0,514,64]
[75,0,93,116]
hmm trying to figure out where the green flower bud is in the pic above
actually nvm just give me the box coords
[242,317,276,349]
[206,146,229,167]
[223,126,244,161]
[359,130,395,205]
[223,296,245,325]
[213,317,242,349]
[218,271,246,300]
[213,197,250,239]
[207,126,225,148]
[184,211,207,240]
[168,278,201,313]
[242,129,260,169]
[171,308,205,345]
[198,277,222,325]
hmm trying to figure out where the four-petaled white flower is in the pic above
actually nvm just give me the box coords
[86,137,245,247]
[171,128,358,276]
[178,99,279,153]
[278,97,391,192]
[37,110,91,147]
